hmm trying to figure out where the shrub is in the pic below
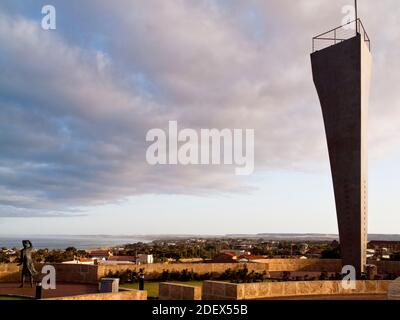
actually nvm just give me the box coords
[281,271,291,281]
[319,271,328,280]
[106,269,139,284]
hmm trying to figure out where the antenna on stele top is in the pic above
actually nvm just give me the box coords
[355,0,358,33]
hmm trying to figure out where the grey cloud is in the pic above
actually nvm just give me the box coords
[0,0,399,217]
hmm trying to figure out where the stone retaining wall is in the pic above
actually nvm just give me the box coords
[0,264,20,282]
[42,263,98,284]
[388,278,400,300]
[159,282,201,300]
[2,260,400,285]
[97,263,269,281]
[0,264,98,284]
[264,259,342,272]
[368,260,400,275]
[202,280,391,300]
[46,288,147,300]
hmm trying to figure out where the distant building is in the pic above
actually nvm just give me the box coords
[178,258,204,263]
[88,250,112,261]
[107,256,136,264]
[234,244,253,250]
[237,255,267,263]
[136,254,154,264]
[305,247,322,259]
[220,249,250,257]
[62,258,95,265]
[2,249,16,255]
[212,252,237,263]
[366,249,375,259]
[368,241,400,252]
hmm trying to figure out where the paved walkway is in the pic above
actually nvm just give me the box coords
[0,282,98,299]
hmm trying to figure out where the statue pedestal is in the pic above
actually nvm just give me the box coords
[99,278,119,293]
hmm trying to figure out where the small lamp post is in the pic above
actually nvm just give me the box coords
[139,270,145,291]
[35,282,42,300]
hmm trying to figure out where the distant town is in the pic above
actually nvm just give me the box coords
[2,237,400,266]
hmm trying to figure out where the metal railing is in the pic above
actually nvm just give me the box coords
[312,19,370,53]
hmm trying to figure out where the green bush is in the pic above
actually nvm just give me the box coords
[106,269,140,284]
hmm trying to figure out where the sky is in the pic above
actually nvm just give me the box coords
[0,0,400,235]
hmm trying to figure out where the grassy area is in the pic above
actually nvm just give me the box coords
[121,281,203,298]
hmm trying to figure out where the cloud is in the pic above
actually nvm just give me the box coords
[1,0,400,217]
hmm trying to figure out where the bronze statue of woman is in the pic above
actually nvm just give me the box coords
[18,240,38,288]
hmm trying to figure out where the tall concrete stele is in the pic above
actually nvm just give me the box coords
[311,19,372,279]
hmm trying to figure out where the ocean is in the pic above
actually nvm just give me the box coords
[0,235,152,250]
